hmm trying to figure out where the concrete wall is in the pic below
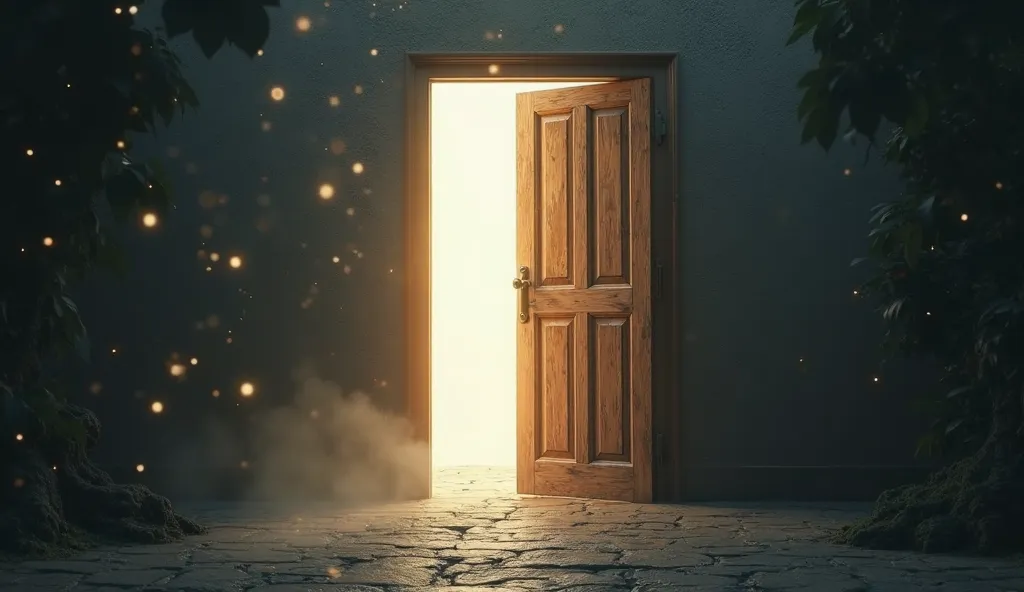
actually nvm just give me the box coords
[78,0,933,500]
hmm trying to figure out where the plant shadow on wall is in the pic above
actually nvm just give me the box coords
[0,0,284,557]
[790,0,1024,554]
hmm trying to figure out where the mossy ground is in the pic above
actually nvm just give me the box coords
[833,441,1024,554]
[1,405,203,559]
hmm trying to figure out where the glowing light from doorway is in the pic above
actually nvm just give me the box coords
[428,80,599,470]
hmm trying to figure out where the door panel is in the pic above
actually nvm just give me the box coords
[515,79,653,503]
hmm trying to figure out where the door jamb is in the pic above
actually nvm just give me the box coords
[403,52,680,500]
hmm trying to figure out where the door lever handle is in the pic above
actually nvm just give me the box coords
[511,266,531,323]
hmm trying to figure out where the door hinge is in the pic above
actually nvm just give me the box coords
[655,109,667,146]
[654,263,664,299]
[654,433,665,466]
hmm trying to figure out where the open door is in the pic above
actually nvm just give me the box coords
[514,79,653,503]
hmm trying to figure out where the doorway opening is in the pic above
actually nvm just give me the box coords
[429,80,601,496]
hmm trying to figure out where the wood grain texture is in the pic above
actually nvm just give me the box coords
[517,79,653,502]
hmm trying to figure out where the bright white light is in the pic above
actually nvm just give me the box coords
[428,80,599,472]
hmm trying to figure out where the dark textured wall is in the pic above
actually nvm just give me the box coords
[70,0,933,499]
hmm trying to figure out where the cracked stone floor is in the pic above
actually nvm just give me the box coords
[3,467,1024,591]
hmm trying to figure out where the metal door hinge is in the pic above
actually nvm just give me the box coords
[655,109,667,146]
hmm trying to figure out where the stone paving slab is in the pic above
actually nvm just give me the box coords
[2,467,1023,591]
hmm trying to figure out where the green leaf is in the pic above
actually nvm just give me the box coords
[788,0,822,46]
[917,195,936,218]
[882,298,905,321]
[225,2,271,57]
[848,97,881,139]
[946,386,973,399]
[815,103,840,150]
[902,223,923,268]
[800,110,821,144]
[902,94,930,138]
[161,0,199,37]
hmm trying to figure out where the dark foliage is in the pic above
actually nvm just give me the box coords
[790,0,1024,553]
[0,0,279,556]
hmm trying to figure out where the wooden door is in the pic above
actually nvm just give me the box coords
[514,79,653,503]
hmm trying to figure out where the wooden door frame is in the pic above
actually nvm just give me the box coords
[403,52,680,500]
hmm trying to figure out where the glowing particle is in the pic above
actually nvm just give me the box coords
[111,347,118,354]
[318,183,336,200]
[15,434,23,442]
[54,179,62,186]
[257,49,264,56]
[352,162,364,175]
[212,389,220,398]
[190,357,198,365]
[141,212,158,228]
[128,5,138,14]
[343,265,352,274]
[354,85,364,95]
[13,478,25,488]
[209,252,221,262]
[852,290,859,296]
[261,121,272,132]
[169,363,186,377]
[995,181,1004,190]
[270,86,286,101]
[295,16,312,32]
[554,23,565,33]
[89,382,102,394]
[136,464,145,472]
[960,213,969,222]
[329,138,347,155]
[488,64,500,75]
[115,7,122,14]
[240,382,255,397]
[328,95,341,107]
[332,256,340,263]
[116,140,126,149]
[229,255,243,269]
[346,207,355,216]
[199,224,213,239]
[872,376,880,382]
[240,460,250,469]
[843,168,852,176]
[42,237,54,247]
[327,567,342,578]
[26,149,34,156]
[370,48,379,56]
[151,401,164,414]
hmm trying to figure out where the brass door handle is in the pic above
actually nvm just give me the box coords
[511,266,531,323]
